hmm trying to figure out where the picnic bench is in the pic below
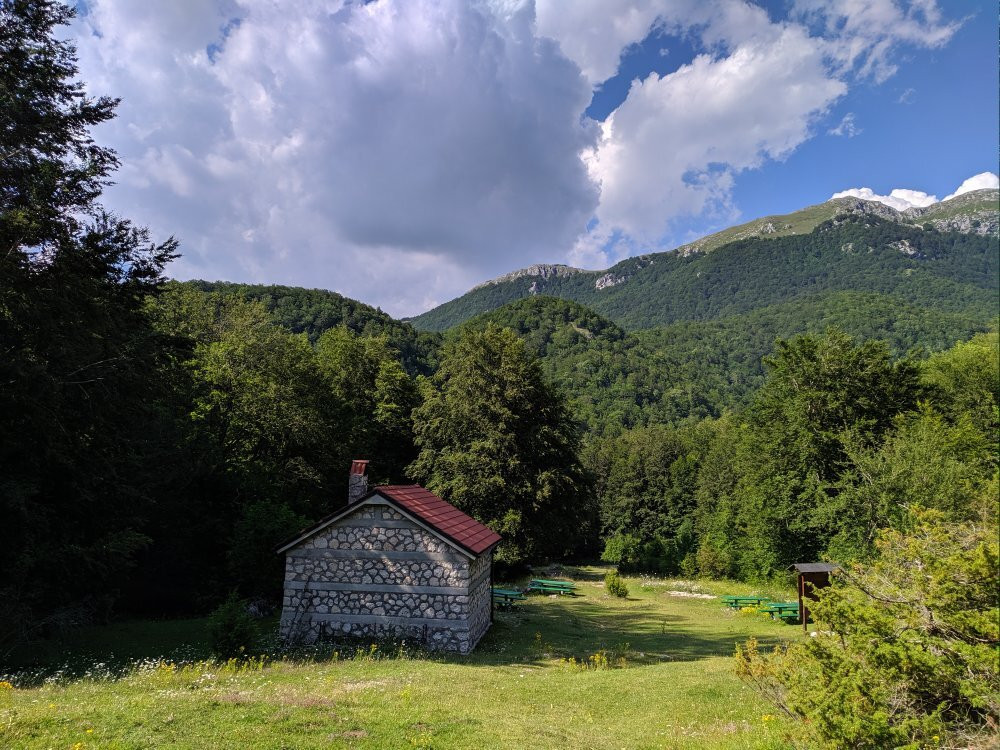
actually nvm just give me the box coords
[762,602,801,621]
[492,587,526,609]
[721,595,771,609]
[526,579,578,596]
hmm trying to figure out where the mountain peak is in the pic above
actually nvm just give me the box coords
[471,263,587,291]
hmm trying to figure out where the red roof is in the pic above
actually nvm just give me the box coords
[376,485,501,555]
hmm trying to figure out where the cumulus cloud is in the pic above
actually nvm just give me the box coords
[544,0,956,267]
[831,172,998,211]
[582,20,845,257]
[74,0,598,315]
[534,0,664,85]
[70,0,964,313]
[830,186,937,210]
[535,0,781,86]
[943,172,1000,201]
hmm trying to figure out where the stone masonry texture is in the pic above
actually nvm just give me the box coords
[280,500,493,654]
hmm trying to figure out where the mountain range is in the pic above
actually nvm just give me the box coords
[408,188,998,332]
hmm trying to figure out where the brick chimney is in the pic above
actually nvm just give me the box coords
[348,459,369,504]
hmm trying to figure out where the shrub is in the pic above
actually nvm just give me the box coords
[600,534,637,565]
[208,593,258,659]
[604,571,629,598]
[735,506,999,749]
[602,534,687,575]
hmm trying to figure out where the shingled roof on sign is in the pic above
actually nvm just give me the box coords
[376,485,502,555]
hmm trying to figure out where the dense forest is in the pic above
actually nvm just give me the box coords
[1,3,997,697]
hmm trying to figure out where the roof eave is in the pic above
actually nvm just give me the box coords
[275,489,483,560]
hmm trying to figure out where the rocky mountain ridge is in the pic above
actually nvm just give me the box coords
[409,193,998,332]
[461,189,998,298]
[471,263,586,291]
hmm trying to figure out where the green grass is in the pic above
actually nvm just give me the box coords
[1,572,802,749]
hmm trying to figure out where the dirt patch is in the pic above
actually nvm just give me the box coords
[337,730,368,739]
[666,590,716,599]
[716,721,752,734]
[340,679,387,692]
[274,689,338,708]
[274,679,386,708]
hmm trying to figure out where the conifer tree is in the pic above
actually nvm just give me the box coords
[0,0,177,646]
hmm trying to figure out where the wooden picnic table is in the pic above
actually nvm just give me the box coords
[721,595,771,609]
[762,602,800,621]
[527,579,577,595]
[492,587,526,609]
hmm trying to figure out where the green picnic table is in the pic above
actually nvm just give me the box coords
[762,602,800,621]
[527,579,578,595]
[721,595,771,609]
[492,587,526,609]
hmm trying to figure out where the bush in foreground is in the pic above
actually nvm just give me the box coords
[735,504,999,749]
[208,594,258,659]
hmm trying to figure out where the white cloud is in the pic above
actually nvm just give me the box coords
[831,172,999,211]
[534,0,781,86]
[585,22,845,249]
[828,112,861,137]
[534,0,664,85]
[540,0,955,263]
[69,0,964,313]
[792,0,960,82]
[831,186,937,210]
[943,172,1000,201]
[74,0,598,316]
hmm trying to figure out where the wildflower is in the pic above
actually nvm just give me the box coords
[86,728,94,734]
[0,681,13,690]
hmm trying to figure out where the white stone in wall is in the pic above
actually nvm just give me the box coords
[279,500,495,653]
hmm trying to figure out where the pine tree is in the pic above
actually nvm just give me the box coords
[0,0,178,647]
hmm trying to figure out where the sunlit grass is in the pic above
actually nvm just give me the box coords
[1,572,802,749]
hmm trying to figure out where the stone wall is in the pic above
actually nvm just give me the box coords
[279,499,493,654]
[466,550,493,648]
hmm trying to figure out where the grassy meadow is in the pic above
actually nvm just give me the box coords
[1,571,804,750]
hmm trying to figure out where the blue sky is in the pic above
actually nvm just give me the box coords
[70,0,998,315]
[579,0,998,252]
[732,1,998,220]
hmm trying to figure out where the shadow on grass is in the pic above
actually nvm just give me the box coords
[2,616,281,681]
[4,587,795,680]
[466,596,791,668]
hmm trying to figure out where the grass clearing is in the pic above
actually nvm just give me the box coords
[1,571,802,749]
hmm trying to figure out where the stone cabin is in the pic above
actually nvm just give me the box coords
[276,461,501,653]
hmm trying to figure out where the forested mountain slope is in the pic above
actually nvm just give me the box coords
[178,281,441,375]
[410,192,999,331]
[453,292,994,435]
